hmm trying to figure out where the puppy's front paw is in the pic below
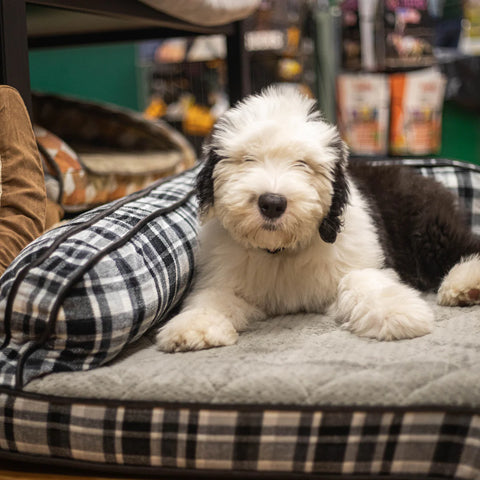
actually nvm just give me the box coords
[334,269,434,341]
[438,255,480,306]
[156,309,239,352]
[340,297,434,341]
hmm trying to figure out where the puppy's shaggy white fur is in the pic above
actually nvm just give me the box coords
[157,86,480,352]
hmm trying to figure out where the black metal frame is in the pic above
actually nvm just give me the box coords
[0,0,251,116]
[0,0,32,113]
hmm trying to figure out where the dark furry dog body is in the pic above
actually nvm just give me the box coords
[350,163,480,292]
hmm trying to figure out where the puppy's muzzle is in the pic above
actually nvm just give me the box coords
[258,193,287,219]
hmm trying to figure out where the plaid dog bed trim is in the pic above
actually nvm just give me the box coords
[0,389,479,478]
[2,170,190,351]
[0,166,200,389]
[362,157,480,172]
[13,192,196,389]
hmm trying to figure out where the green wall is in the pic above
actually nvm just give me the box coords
[440,102,480,165]
[29,43,140,111]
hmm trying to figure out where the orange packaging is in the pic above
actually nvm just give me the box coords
[336,73,390,156]
[390,68,446,155]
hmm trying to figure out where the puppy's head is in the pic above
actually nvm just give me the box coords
[197,86,349,251]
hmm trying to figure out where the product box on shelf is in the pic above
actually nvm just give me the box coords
[390,68,446,155]
[336,73,390,155]
[339,0,436,72]
[379,0,435,70]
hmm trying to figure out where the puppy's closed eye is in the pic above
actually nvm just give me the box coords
[293,160,312,172]
[294,160,308,168]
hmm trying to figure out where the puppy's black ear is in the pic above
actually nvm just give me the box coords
[196,144,223,219]
[319,139,350,243]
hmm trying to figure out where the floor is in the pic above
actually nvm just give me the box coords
[0,460,143,480]
[0,471,123,480]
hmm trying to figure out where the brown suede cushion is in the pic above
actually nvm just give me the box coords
[0,86,47,276]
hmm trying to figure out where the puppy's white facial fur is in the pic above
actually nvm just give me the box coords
[195,184,385,317]
[205,86,339,252]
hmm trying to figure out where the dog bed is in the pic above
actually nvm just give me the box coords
[0,159,479,478]
[32,92,196,213]
[137,0,261,27]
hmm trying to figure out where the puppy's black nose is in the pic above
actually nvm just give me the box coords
[258,193,287,219]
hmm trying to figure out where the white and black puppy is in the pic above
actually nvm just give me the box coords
[157,86,480,352]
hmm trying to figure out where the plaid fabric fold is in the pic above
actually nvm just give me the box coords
[0,391,479,478]
[0,166,200,389]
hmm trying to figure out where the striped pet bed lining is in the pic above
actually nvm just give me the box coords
[0,391,479,478]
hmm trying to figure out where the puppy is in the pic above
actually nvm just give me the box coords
[157,86,480,352]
